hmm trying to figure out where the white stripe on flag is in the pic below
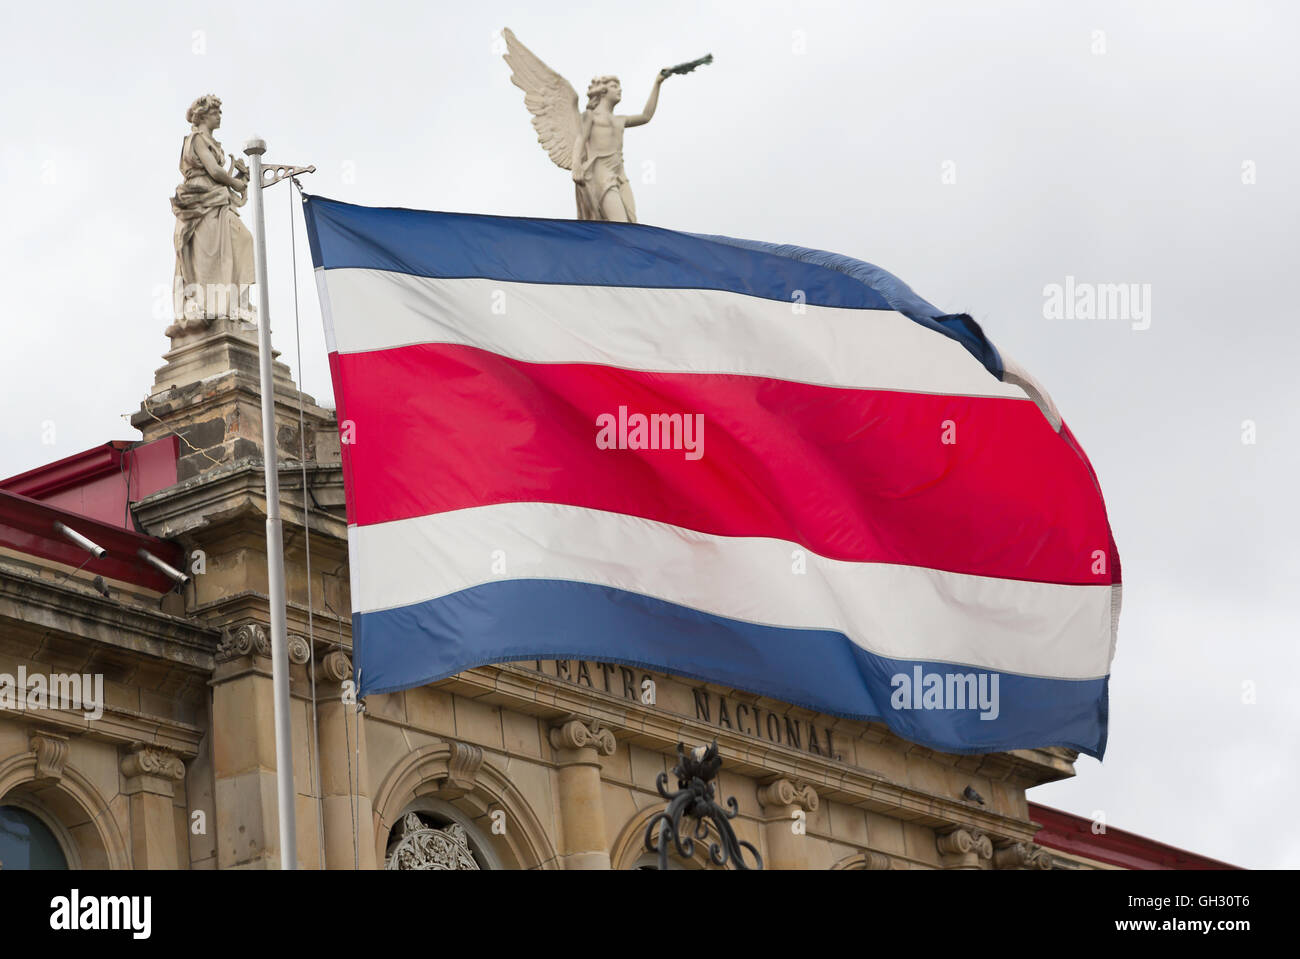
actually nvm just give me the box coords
[350,502,1112,680]
[321,269,1029,399]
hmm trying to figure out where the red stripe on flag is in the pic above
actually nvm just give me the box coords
[331,343,1116,586]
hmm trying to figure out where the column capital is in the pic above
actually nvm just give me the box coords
[549,717,616,757]
[936,826,994,868]
[318,649,352,682]
[287,634,311,665]
[993,840,1054,870]
[756,777,819,812]
[121,742,186,797]
[216,621,269,662]
[216,622,314,666]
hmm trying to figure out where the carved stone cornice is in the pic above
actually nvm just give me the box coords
[29,730,70,782]
[0,566,217,671]
[548,717,616,756]
[993,840,1054,870]
[132,461,349,547]
[937,826,994,868]
[757,777,820,812]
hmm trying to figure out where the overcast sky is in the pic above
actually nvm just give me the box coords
[2,1,1296,868]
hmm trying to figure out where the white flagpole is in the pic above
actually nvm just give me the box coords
[243,136,298,870]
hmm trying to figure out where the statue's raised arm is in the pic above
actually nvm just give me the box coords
[503,27,712,223]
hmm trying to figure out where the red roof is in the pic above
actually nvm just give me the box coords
[1029,802,1241,870]
[0,438,184,593]
[0,437,178,527]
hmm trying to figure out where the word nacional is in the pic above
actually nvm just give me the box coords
[530,659,839,759]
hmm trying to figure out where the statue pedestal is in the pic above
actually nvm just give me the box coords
[130,317,339,482]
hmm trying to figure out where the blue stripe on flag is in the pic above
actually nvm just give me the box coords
[303,194,1006,380]
[304,194,1005,381]
[352,579,1108,759]
[303,195,890,309]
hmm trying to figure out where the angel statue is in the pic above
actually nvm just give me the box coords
[502,28,711,223]
[168,94,255,335]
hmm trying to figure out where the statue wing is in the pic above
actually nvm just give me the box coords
[502,27,582,171]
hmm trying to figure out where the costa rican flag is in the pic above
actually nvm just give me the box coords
[303,195,1121,759]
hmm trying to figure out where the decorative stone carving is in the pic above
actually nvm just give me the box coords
[502,28,710,223]
[121,743,186,782]
[757,777,820,812]
[936,828,975,857]
[29,730,70,782]
[831,850,895,870]
[969,828,995,860]
[994,840,1054,870]
[437,741,484,799]
[216,622,269,661]
[287,634,311,665]
[319,650,352,682]
[549,717,616,756]
[385,812,480,871]
[936,827,994,868]
[860,851,894,870]
[217,624,317,667]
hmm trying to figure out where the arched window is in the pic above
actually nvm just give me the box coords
[383,800,498,870]
[0,805,69,870]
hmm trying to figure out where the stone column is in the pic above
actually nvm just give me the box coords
[757,778,819,869]
[211,622,284,868]
[548,717,616,870]
[316,650,377,870]
[121,743,186,869]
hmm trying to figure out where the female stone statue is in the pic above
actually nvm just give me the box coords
[169,94,254,334]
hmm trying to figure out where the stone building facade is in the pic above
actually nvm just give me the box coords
[0,315,1224,871]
